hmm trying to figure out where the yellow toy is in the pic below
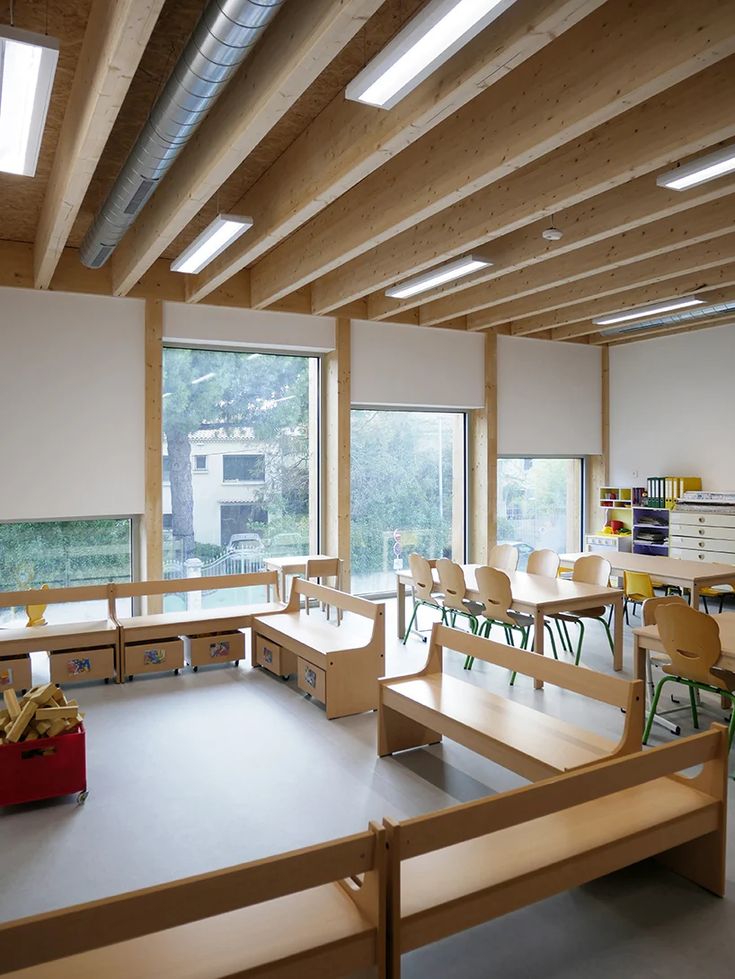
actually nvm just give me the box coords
[25,584,49,627]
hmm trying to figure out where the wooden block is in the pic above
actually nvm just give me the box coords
[35,706,79,720]
[51,687,66,704]
[26,683,57,705]
[6,701,37,743]
[46,718,68,737]
[3,689,20,719]
[24,730,39,741]
[35,720,52,735]
[0,708,9,726]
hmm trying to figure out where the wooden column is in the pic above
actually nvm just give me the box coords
[469,332,497,564]
[586,345,610,536]
[142,300,163,608]
[324,318,351,588]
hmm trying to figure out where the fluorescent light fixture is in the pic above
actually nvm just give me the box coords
[592,296,705,327]
[657,145,735,191]
[346,0,516,110]
[385,255,493,299]
[600,298,735,337]
[171,214,253,274]
[191,373,216,385]
[0,26,59,177]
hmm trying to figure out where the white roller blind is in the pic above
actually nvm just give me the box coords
[497,335,602,455]
[164,302,335,353]
[0,289,145,520]
[351,320,485,408]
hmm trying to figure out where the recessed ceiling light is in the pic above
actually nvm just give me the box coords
[656,144,735,191]
[0,26,59,177]
[171,214,253,274]
[385,255,493,299]
[346,0,516,110]
[592,296,705,327]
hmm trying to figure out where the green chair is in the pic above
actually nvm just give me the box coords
[464,566,533,674]
[549,554,615,666]
[436,558,483,637]
[402,553,445,644]
[644,602,735,751]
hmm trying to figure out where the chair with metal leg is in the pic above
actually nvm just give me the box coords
[623,570,654,625]
[640,594,689,734]
[549,554,615,666]
[700,581,735,614]
[304,557,343,623]
[643,603,735,751]
[402,553,444,645]
[526,548,560,579]
[464,566,533,672]
[488,543,519,574]
[436,559,483,636]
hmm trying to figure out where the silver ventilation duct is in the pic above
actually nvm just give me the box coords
[80,0,286,270]
[601,300,735,336]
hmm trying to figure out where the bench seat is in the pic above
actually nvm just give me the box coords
[0,619,117,653]
[255,610,374,659]
[399,776,718,951]
[7,881,375,979]
[118,602,283,640]
[382,673,616,776]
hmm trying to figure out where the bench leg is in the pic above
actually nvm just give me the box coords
[657,830,726,897]
[378,705,442,757]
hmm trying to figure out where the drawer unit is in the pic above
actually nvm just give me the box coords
[669,547,735,564]
[49,645,115,684]
[670,535,735,554]
[669,524,735,542]
[253,633,297,678]
[297,657,326,704]
[0,655,32,694]
[124,638,184,678]
[186,631,244,670]
[585,534,632,554]
[670,511,735,529]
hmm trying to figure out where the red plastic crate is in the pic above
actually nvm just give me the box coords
[0,724,86,807]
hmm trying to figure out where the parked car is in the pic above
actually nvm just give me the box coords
[227,533,263,554]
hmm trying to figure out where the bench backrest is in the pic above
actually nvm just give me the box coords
[288,577,384,625]
[0,583,115,620]
[0,824,385,976]
[115,570,280,602]
[427,623,642,712]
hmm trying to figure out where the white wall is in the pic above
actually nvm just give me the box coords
[0,288,145,520]
[497,335,602,455]
[164,302,335,353]
[351,320,486,409]
[610,324,735,490]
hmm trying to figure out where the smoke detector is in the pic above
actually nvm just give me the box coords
[542,224,563,241]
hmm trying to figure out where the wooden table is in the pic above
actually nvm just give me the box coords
[264,554,342,601]
[559,551,735,608]
[396,565,624,687]
[632,610,735,682]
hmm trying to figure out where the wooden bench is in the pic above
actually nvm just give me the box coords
[0,584,118,690]
[379,623,644,781]
[384,725,729,977]
[252,578,385,719]
[0,824,387,979]
[116,572,285,681]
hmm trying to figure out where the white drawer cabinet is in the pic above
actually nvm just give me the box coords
[670,510,735,569]
[670,547,735,564]
[585,534,632,555]
[670,535,735,553]
[671,511,735,530]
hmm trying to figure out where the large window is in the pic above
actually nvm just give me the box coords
[162,348,318,595]
[351,410,465,595]
[0,518,133,623]
[497,457,583,566]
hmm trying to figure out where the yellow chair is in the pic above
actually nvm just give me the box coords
[623,570,654,624]
[700,582,735,614]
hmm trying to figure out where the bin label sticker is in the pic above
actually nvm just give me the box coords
[144,648,166,666]
[68,658,91,675]
[304,666,318,689]
[209,640,230,659]
[0,668,13,687]
[263,647,273,664]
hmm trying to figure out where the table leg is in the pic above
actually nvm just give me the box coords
[397,577,406,640]
[613,594,623,672]
[633,632,646,682]
[532,608,544,690]
[691,583,700,610]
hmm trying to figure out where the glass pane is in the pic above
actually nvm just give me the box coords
[497,458,582,568]
[351,410,465,595]
[162,348,318,608]
[0,518,133,623]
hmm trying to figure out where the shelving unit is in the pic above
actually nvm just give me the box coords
[632,506,670,556]
[585,486,644,555]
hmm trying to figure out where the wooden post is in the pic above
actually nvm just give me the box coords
[324,318,351,589]
[451,412,465,561]
[142,299,163,611]
[586,345,609,539]
[468,332,497,564]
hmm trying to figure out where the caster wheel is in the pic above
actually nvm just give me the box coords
[674,726,681,736]
[281,674,290,682]
[128,675,133,682]
[174,669,180,676]
[234,660,240,666]
[104,678,110,685]
[421,635,428,643]
[193,666,198,673]
[77,790,89,805]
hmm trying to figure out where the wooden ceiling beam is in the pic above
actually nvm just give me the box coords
[395,178,735,324]
[110,0,383,297]
[33,0,165,290]
[184,0,602,305]
[253,0,735,313]
[482,275,735,340]
[309,52,735,317]
[465,230,735,331]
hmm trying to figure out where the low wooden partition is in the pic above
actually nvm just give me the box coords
[0,824,387,979]
[384,726,729,977]
[252,578,385,719]
[115,572,284,681]
[379,623,644,781]
[0,585,118,690]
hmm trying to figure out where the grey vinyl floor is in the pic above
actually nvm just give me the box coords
[1,598,733,977]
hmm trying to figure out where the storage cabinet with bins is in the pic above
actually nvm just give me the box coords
[585,486,644,554]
